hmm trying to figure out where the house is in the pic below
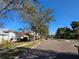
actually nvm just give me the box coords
[8,31,16,42]
[17,32,30,41]
[0,28,16,44]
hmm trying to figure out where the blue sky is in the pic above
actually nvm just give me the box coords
[41,0,79,35]
[1,0,79,35]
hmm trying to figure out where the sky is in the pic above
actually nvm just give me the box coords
[1,0,79,35]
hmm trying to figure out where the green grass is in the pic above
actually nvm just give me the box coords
[0,40,40,49]
[0,40,41,59]
[0,40,8,48]
[0,40,30,48]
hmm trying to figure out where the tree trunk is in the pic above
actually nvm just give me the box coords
[40,35,43,42]
[33,31,35,43]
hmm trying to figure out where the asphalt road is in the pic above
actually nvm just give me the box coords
[35,39,78,54]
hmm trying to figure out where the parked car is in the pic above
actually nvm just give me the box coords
[17,36,31,42]
[16,36,21,42]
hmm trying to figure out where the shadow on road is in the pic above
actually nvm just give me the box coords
[0,47,79,59]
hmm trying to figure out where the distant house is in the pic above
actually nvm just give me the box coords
[17,31,40,41]
[17,32,30,41]
[0,28,16,44]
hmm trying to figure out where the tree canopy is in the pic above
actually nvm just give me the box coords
[71,21,79,30]
[55,21,79,39]
[0,0,38,17]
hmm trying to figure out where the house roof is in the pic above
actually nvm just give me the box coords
[0,28,16,35]
[18,32,30,36]
[0,30,7,35]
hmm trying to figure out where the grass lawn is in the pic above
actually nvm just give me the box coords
[0,40,40,49]
[0,40,41,59]
[1,40,29,48]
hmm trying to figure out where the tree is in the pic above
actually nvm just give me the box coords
[55,27,72,39]
[0,0,41,43]
[55,28,66,39]
[21,8,54,41]
[0,0,54,42]
[37,24,49,40]
[35,8,54,39]
[71,21,79,30]
[0,0,38,17]
[0,0,39,30]
[64,28,72,39]
[55,21,79,39]
[71,21,79,39]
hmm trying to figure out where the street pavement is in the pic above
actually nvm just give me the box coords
[16,39,79,59]
[35,39,78,54]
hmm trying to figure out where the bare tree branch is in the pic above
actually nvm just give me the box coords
[0,0,13,13]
